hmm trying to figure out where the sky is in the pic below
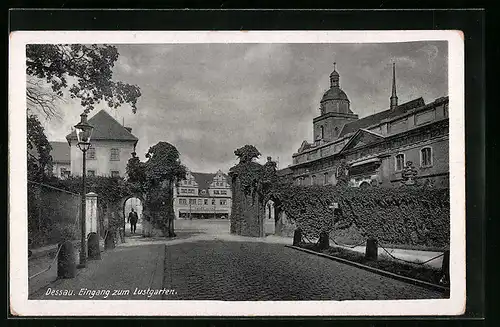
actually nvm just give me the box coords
[38,41,448,173]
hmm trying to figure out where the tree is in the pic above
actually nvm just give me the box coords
[126,152,147,185]
[26,44,141,117]
[27,114,53,181]
[126,142,187,237]
[234,144,261,163]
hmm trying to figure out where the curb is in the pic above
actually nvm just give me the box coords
[285,245,450,293]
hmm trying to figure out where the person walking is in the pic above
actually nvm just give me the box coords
[128,208,138,234]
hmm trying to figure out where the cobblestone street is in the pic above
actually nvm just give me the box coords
[163,238,445,301]
[30,219,445,301]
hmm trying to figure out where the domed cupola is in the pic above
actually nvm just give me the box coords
[320,63,352,114]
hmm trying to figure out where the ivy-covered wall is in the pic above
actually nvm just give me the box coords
[230,176,264,237]
[270,183,450,248]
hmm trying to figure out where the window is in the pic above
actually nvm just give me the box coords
[220,190,227,195]
[212,199,216,205]
[324,172,329,185]
[395,153,405,171]
[420,147,433,167]
[334,127,339,137]
[179,199,187,205]
[87,170,96,177]
[200,190,206,195]
[110,148,120,161]
[204,199,208,205]
[214,190,220,195]
[320,126,324,139]
[111,170,120,178]
[311,175,317,185]
[220,199,227,206]
[180,188,187,194]
[187,189,195,194]
[87,147,96,160]
[189,199,196,205]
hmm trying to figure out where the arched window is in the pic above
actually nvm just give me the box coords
[420,147,433,167]
[323,172,329,185]
[395,153,405,172]
[311,175,317,185]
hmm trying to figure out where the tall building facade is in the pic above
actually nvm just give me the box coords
[173,170,232,219]
[284,63,449,188]
[66,110,138,178]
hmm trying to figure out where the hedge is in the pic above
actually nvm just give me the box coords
[269,183,450,248]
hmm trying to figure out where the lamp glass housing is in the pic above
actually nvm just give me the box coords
[74,113,94,151]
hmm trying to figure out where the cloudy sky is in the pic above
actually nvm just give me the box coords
[40,41,448,173]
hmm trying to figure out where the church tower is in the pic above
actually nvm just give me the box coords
[390,63,399,109]
[313,63,358,142]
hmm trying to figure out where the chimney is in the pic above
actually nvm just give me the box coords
[125,127,132,133]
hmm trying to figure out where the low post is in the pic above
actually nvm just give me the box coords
[293,228,302,246]
[57,241,76,279]
[104,229,115,250]
[365,238,378,260]
[441,249,450,284]
[87,232,101,260]
[318,231,330,250]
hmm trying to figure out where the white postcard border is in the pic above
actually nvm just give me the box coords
[9,30,465,316]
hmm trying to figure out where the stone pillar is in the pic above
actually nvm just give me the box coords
[104,229,115,250]
[293,228,302,246]
[365,238,378,260]
[441,250,450,284]
[87,232,101,260]
[57,241,76,279]
[318,231,330,250]
[85,192,98,238]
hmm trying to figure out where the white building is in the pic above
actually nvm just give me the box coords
[66,110,138,178]
[173,170,232,219]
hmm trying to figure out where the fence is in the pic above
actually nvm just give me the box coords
[28,180,81,249]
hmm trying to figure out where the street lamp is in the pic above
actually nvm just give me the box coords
[74,112,94,268]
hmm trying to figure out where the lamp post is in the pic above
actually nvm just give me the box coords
[74,112,94,268]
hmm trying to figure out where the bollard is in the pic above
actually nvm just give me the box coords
[441,250,450,284]
[87,232,101,260]
[293,228,302,246]
[318,231,330,250]
[365,238,378,260]
[57,241,76,279]
[104,230,115,250]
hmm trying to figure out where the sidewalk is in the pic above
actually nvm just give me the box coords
[28,239,103,296]
[30,238,165,300]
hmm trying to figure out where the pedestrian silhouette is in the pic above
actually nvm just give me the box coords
[128,208,138,234]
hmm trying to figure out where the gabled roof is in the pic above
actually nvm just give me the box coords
[50,141,71,163]
[339,97,425,137]
[191,172,216,192]
[66,109,138,143]
[338,128,385,154]
[191,171,231,192]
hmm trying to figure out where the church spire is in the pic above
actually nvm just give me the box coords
[330,62,340,88]
[390,63,398,109]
